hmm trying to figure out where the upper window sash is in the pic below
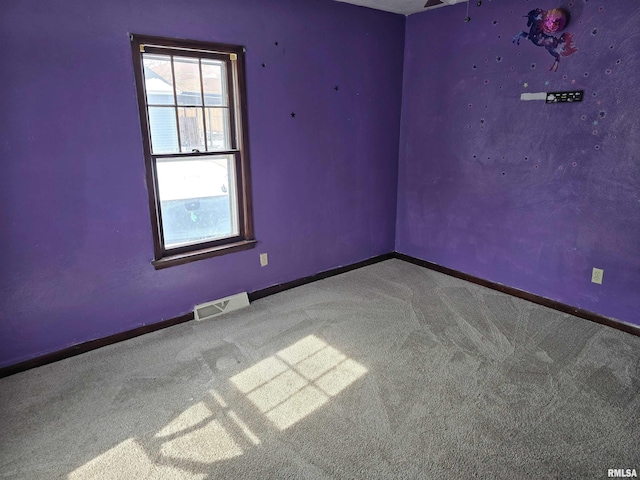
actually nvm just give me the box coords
[139,47,238,155]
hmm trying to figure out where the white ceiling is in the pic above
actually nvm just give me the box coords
[334,0,467,16]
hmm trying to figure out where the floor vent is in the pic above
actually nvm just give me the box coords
[194,292,250,321]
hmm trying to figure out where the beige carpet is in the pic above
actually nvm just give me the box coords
[1,259,639,479]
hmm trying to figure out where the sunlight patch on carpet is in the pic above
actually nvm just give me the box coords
[160,419,243,463]
[69,388,261,478]
[155,401,212,438]
[68,335,366,478]
[68,438,206,480]
[227,410,261,445]
[230,335,367,430]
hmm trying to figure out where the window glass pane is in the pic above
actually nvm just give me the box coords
[204,107,231,151]
[174,57,202,106]
[178,107,206,152]
[227,156,239,235]
[201,59,227,106]
[156,155,239,248]
[148,107,179,153]
[143,54,175,105]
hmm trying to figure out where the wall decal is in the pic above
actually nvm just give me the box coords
[513,9,578,72]
[541,8,567,33]
[545,90,584,103]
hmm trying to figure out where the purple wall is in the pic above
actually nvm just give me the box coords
[0,0,404,367]
[397,1,640,326]
[3,0,638,369]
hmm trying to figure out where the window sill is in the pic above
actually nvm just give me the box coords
[152,239,257,270]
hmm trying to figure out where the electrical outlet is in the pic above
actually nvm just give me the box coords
[260,253,268,267]
[591,268,604,285]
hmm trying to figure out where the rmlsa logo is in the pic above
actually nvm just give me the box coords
[608,469,638,478]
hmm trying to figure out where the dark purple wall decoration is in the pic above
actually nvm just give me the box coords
[397,0,640,327]
[0,0,404,367]
[513,8,577,71]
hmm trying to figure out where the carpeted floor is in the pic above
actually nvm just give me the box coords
[1,259,639,479]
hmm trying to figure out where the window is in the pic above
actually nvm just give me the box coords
[131,35,255,269]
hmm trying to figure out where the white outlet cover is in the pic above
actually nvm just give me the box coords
[591,268,604,284]
[260,253,268,267]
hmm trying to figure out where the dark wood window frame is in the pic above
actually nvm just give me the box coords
[130,34,255,269]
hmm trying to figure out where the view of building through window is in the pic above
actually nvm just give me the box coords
[142,54,231,154]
